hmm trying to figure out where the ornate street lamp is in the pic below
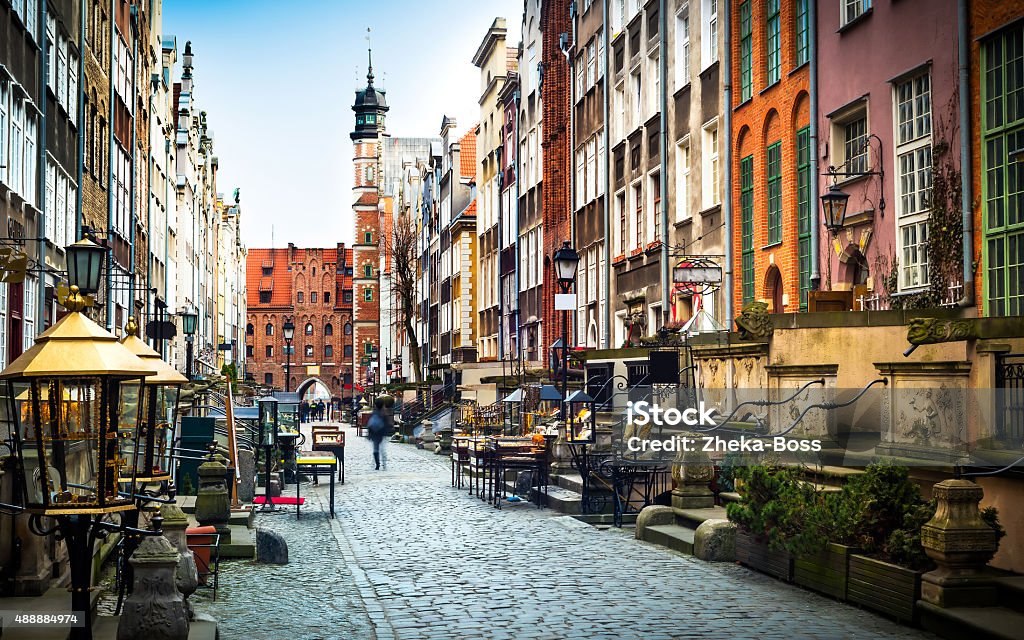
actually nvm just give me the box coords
[551,241,579,423]
[0,287,158,640]
[180,305,198,381]
[65,237,108,295]
[257,395,279,511]
[820,184,850,236]
[283,317,295,392]
[564,389,596,444]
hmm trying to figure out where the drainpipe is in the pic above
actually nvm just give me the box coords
[75,1,85,242]
[809,0,820,292]
[513,88,523,358]
[127,7,138,315]
[564,7,575,347]
[659,0,669,328]
[602,0,611,348]
[956,0,975,308]
[37,0,48,335]
[105,0,116,331]
[722,0,734,329]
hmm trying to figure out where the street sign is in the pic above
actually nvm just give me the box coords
[146,320,177,341]
[673,266,723,284]
[0,248,28,283]
[554,293,577,310]
[218,343,233,351]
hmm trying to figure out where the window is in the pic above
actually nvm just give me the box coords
[766,0,780,86]
[262,266,272,276]
[344,344,353,357]
[297,291,304,303]
[842,0,872,27]
[344,322,352,335]
[795,0,810,66]
[576,48,586,98]
[364,231,372,243]
[597,29,605,79]
[982,25,1024,316]
[741,155,755,303]
[325,345,333,358]
[304,345,314,358]
[576,147,586,204]
[304,323,313,336]
[617,191,627,255]
[364,264,372,278]
[265,323,274,336]
[675,140,690,222]
[266,345,273,358]
[597,134,606,196]
[343,291,353,303]
[246,323,254,335]
[325,323,334,336]
[631,67,642,125]
[324,292,330,304]
[702,122,719,209]
[264,373,273,386]
[365,343,374,356]
[23,276,35,348]
[633,183,644,250]
[587,40,596,89]
[586,138,596,202]
[766,141,782,245]
[900,223,929,289]
[896,72,933,291]
[701,0,718,69]
[649,49,660,116]
[739,1,752,101]
[259,291,271,304]
[675,5,690,89]
[650,172,662,244]
[797,127,812,310]
[364,287,373,301]
[246,345,253,358]
[311,292,317,303]
[844,117,868,175]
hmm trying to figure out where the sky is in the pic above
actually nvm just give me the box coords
[162,0,524,249]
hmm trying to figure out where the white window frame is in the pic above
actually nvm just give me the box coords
[648,169,662,244]
[596,133,606,196]
[575,146,586,206]
[23,275,36,349]
[586,137,596,203]
[900,221,929,290]
[576,48,586,99]
[587,40,596,89]
[675,137,690,222]
[841,0,872,27]
[675,5,690,90]
[0,281,7,368]
[701,0,719,70]
[649,47,660,116]
[597,29,605,79]
[894,72,933,291]
[701,120,719,210]
[0,80,8,186]
[615,190,627,256]
[630,66,642,128]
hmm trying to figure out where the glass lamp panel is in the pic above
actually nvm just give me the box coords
[117,379,145,478]
[152,385,180,477]
[279,403,298,433]
[39,378,103,510]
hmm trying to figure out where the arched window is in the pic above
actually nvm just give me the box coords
[297,291,304,303]
[324,291,330,304]
[265,323,273,336]
[304,345,314,358]
[344,322,352,336]
[305,323,314,335]
[246,323,254,335]
[324,323,334,336]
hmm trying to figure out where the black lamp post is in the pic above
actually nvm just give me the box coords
[283,317,295,392]
[257,395,279,511]
[180,305,198,381]
[552,241,580,420]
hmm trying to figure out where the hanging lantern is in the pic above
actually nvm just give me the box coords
[564,390,597,444]
[0,287,156,515]
[119,317,188,484]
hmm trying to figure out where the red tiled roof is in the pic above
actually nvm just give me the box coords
[459,128,477,180]
[355,191,378,207]
[246,248,292,308]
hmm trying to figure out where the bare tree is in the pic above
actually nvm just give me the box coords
[386,213,422,382]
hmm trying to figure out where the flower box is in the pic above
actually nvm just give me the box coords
[645,241,662,252]
[794,543,857,601]
[735,531,793,582]
[612,254,627,265]
[629,248,643,257]
[846,554,922,623]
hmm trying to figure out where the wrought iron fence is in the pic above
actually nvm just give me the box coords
[996,353,1024,443]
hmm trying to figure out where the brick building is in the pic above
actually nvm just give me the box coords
[730,0,811,314]
[245,244,353,402]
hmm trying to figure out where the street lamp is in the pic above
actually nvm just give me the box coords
[66,237,108,295]
[551,241,579,418]
[0,287,159,640]
[257,395,279,511]
[283,317,295,392]
[820,183,849,236]
[180,305,198,381]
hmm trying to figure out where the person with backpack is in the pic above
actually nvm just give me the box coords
[367,398,393,470]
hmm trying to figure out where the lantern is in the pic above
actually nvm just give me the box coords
[564,389,596,444]
[0,288,156,515]
[119,317,188,484]
[65,237,108,296]
[820,183,850,235]
[257,395,279,448]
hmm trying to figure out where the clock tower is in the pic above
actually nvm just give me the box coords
[351,45,388,391]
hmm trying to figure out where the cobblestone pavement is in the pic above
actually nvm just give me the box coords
[312,423,931,640]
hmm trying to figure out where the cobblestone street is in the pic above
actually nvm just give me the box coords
[199,423,934,640]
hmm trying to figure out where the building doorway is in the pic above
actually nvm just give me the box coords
[765,266,784,313]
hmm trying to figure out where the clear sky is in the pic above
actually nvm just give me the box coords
[162,0,524,249]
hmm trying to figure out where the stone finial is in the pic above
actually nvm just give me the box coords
[117,535,190,640]
[160,503,198,619]
[195,455,231,542]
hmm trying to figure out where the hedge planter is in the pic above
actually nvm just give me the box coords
[735,532,793,582]
[847,554,922,623]
[794,543,857,601]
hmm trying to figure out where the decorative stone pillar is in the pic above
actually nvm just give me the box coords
[236,448,256,503]
[671,433,714,511]
[160,504,199,619]
[195,453,231,543]
[920,479,1000,607]
[117,532,191,640]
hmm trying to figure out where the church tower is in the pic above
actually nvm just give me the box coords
[351,42,388,390]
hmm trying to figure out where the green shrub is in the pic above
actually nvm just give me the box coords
[726,465,833,555]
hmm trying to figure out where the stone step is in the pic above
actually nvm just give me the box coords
[719,491,742,504]
[551,473,584,493]
[918,602,1024,640]
[571,512,638,527]
[501,480,583,515]
[673,506,729,530]
[994,576,1024,614]
[640,524,696,555]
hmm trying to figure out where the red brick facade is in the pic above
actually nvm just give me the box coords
[245,245,353,401]
[730,0,809,316]
[541,0,573,345]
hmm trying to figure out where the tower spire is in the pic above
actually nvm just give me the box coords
[365,27,374,87]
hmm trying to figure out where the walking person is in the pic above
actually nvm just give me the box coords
[366,398,393,470]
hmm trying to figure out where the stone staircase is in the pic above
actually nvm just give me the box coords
[918,576,1024,640]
